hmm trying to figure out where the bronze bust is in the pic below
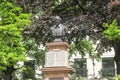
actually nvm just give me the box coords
[50,16,68,42]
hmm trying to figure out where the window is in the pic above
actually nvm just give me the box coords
[102,58,115,77]
[73,58,87,77]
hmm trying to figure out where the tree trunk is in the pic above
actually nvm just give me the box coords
[113,40,120,74]
[3,66,15,80]
[115,58,120,74]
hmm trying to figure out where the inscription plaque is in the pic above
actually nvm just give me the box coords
[49,77,64,80]
[46,51,68,67]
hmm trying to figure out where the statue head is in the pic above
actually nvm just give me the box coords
[53,16,62,24]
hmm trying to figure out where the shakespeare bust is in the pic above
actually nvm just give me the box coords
[50,16,68,42]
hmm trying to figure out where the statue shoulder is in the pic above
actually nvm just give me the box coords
[51,25,56,29]
[59,24,64,27]
[58,24,67,28]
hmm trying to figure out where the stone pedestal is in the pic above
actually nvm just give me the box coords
[41,67,74,80]
[40,42,75,80]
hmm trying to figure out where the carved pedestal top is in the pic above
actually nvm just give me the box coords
[46,42,69,51]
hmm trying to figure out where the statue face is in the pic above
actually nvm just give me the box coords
[53,16,61,25]
[55,21,59,26]
[54,16,62,21]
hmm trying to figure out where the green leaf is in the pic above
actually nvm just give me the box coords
[103,19,120,40]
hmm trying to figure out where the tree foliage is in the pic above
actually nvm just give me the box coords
[69,39,95,58]
[0,0,31,79]
[104,19,120,40]
[24,38,46,66]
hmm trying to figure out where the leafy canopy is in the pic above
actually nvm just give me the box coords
[0,0,31,70]
[104,19,120,40]
[69,39,95,58]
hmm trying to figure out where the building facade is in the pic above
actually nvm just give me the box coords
[70,48,116,80]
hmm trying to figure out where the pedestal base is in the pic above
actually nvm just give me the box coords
[41,67,75,80]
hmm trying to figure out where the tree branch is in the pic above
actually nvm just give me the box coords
[74,0,86,13]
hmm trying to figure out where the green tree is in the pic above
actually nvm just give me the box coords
[0,0,31,80]
[103,19,120,75]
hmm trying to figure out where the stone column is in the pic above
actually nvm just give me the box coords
[40,42,75,80]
